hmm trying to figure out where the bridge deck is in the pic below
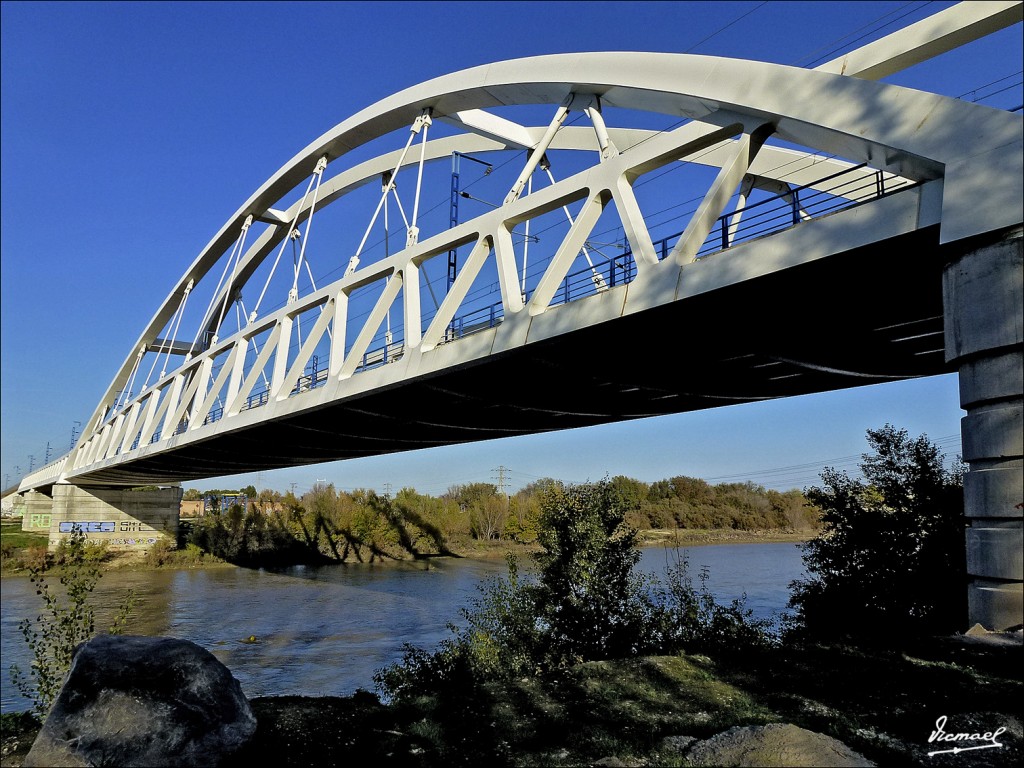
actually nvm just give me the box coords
[70,215,952,485]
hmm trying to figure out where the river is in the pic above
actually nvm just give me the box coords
[0,542,805,713]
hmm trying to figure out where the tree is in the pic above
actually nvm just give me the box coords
[470,495,507,540]
[9,530,135,718]
[788,425,966,639]
[531,480,650,663]
[446,483,506,539]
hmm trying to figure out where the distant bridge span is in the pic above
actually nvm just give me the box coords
[15,2,1023,629]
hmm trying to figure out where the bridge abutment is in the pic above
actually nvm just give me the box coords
[944,231,1023,631]
[46,484,181,553]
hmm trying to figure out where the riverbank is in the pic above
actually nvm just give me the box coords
[2,630,1019,767]
[0,523,815,577]
[636,527,815,548]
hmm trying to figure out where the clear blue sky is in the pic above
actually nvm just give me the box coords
[2,1,1020,496]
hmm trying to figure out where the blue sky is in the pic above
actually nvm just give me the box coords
[2,1,1020,496]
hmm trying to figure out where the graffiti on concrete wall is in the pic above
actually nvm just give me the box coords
[56,519,160,546]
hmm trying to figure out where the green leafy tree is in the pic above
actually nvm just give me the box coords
[788,425,966,639]
[531,480,650,663]
[9,530,136,718]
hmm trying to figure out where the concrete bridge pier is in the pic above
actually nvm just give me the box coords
[944,230,1023,631]
[39,484,181,553]
[21,489,53,532]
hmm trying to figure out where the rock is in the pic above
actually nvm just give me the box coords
[659,734,697,754]
[685,722,874,767]
[965,622,990,637]
[24,635,256,767]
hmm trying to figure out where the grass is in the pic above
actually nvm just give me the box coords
[0,522,47,551]
[0,523,48,575]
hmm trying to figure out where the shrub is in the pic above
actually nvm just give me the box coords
[647,550,775,655]
[531,480,651,664]
[787,425,966,640]
[9,530,136,718]
[144,538,177,567]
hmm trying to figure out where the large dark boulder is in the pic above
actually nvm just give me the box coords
[24,635,257,767]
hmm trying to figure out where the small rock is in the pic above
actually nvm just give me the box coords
[25,635,256,767]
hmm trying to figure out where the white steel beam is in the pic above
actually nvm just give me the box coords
[816,1,1023,80]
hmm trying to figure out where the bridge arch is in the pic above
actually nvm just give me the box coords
[72,52,1020,468]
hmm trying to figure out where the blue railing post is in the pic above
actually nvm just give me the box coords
[721,216,729,249]
[792,191,800,225]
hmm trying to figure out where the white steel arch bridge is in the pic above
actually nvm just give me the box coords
[12,2,1023,628]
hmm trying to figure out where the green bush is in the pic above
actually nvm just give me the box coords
[531,480,651,664]
[787,425,966,640]
[647,551,775,655]
[143,538,182,567]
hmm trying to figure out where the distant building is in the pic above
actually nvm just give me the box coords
[180,500,203,518]
[202,493,249,514]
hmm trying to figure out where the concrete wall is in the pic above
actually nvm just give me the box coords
[21,490,53,532]
[1,492,24,518]
[47,485,181,552]
[944,232,1023,630]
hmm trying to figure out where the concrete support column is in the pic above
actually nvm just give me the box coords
[21,489,53,532]
[943,231,1023,631]
[48,484,181,553]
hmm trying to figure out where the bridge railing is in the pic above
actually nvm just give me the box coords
[694,164,915,259]
[540,164,915,308]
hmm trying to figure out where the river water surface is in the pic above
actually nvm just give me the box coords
[0,542,805,713]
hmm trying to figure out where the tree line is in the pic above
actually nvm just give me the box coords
[181,474,820,565]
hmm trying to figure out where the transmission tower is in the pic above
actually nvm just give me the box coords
[493,465,509,496]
